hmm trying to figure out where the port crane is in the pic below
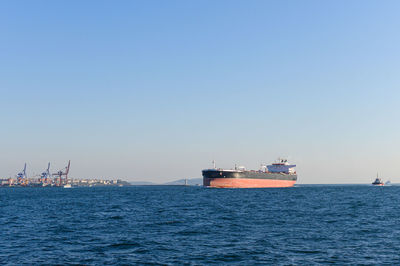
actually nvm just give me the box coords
[16,163,27,185]
[53,160,70,186]
[40,162,51,185]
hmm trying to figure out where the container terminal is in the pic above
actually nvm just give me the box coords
[0,161,130,187]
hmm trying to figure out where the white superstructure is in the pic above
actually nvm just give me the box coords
[267,159,296,174]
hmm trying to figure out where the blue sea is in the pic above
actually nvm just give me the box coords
[1,185,400,264]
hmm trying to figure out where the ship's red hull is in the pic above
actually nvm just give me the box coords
[203,177,296,188]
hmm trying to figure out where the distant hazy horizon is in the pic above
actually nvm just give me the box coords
[1,1,400,184]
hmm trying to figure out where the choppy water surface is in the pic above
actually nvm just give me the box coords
[1,185,400,264]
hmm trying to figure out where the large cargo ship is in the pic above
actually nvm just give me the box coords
[202,159,297,188]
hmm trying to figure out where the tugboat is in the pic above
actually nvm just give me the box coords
[372,173,384,186]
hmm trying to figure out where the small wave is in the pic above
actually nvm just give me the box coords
[109,215,124,220]
[153,220,181,226]
[108,242,140,249]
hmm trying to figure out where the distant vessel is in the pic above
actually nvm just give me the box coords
[202,159,297,188]
[63,184,72,188]
[372,173,384,186]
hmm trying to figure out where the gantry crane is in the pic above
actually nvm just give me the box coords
[53,160,70,186]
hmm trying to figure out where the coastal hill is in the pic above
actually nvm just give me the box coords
[130,178,202,186]
[130,181,157,186]
[163,178,202,186]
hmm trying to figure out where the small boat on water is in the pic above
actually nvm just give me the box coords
[63,184,72,188]
[372,173,384,186]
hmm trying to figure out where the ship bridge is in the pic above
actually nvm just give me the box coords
[267,159,296,174]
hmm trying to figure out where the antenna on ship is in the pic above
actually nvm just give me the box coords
[212,160,216,169]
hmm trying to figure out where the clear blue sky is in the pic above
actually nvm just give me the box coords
[1,0,400,183]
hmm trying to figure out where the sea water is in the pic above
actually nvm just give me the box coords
[1,185,399,264]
